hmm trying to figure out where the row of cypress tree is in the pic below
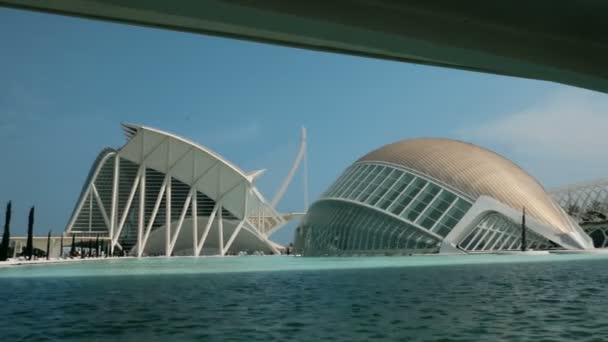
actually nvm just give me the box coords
[0,202,53,261]
[0,201,111,262]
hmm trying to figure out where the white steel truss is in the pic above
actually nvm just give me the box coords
[66,124,298,257]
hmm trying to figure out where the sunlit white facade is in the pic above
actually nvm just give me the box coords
[66,124,301,256]
[295,138,594,255]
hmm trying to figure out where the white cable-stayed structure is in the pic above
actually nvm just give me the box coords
[66,124,305,257]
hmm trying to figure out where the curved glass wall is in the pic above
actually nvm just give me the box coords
[295,200,441,256]
[458,212,553,252]
[323,162,472,238]
[296,162,473,255]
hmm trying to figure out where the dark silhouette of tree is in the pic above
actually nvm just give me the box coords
[26,206,35,260]
[60,235,64,258]
[46,230,51,260]
[0,201,11,261]
[566,204,580,216]
[70,234,76,256]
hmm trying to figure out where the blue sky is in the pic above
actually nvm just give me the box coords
[2,8,608,242]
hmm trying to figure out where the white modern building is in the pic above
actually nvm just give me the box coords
[295,138,594,255]
[66,124,305,257]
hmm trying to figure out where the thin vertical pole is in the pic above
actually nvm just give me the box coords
[138,165,145,257]
[110,154,120,254]
[521,207,527,252]
[218,204,224,256]
[192,190,198,254]
[303,127,309,211]
[166,140,172,256]
[192,154,198,255]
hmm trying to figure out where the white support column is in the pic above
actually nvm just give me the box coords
[192,190,198,254]
[218,204,224,256]
[191,154,198,254]
[112,169,141,248]
[110,154,119,255]
[165,177,172,256]
[168,189,193,255]
[217,169,224,256]
[165,140,172,256]
[137,165,146,257]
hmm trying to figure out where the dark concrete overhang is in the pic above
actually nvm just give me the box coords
[2,0,608,93]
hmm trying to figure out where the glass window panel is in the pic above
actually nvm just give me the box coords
[419,216,437,229]
[436,225,452,237]
[389,178,427,215]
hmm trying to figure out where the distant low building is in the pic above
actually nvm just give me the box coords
[295,138,594,256]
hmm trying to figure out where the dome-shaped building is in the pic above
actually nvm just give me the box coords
[295,138,593,256]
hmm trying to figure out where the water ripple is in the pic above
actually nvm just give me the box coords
[1,256,608,341]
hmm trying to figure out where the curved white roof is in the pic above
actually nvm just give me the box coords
[118,124,282,233]
[358,138,580,235]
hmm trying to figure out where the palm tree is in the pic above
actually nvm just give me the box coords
[0,201,11,261]
[26,206,35,260]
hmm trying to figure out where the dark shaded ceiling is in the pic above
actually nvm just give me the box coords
[2,0,608,93]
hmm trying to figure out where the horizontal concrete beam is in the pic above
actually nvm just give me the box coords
[2,0,607,93]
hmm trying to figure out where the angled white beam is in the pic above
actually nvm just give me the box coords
[91,184,111,229]
[222,185,249,254]
[66,151,116,234]
[109,154,120,251]
[66,186,92,234]
[222,219,246,254]
[139,174,168,257]
[112,168,142,247]
[243,219,281,255]
[168,189,193,255]
[195,202,219,256]
[271,127,306,208]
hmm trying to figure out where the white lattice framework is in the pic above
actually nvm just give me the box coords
[66,124,304,257]
[550,178,608,248]
[550,178,608,218]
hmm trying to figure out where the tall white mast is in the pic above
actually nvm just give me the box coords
[271,127,307,209]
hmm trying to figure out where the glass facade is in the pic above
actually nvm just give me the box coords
[295,200,441,256]
[458,212,553,252]
[296,162,473,255]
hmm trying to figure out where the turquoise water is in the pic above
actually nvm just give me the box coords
[2,254,608,341]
